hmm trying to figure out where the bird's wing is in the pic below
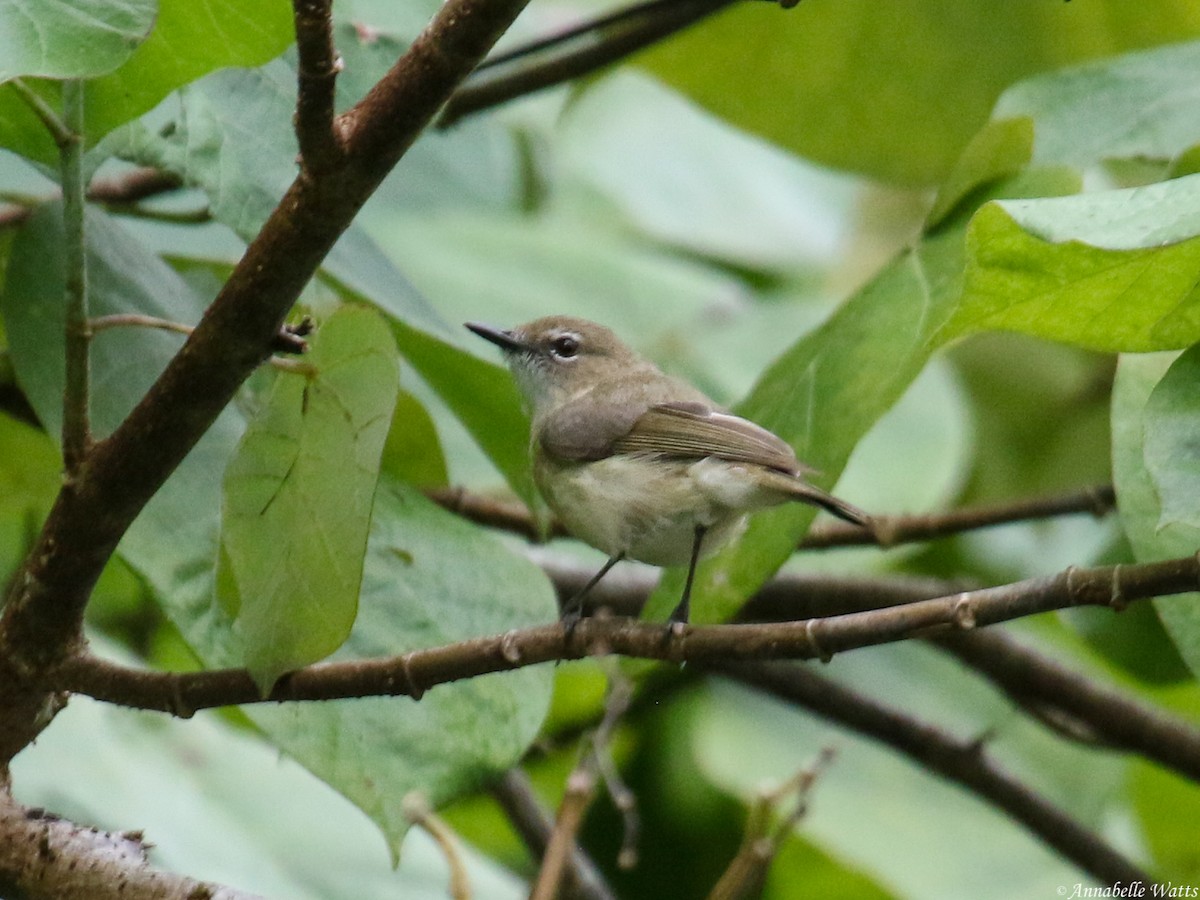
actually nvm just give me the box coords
[612,402,807,474]
[538,400,648,461]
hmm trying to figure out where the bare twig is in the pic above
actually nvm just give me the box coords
[530,766,598,900]
[403,793,471,900]
[491,769,617,900]
[88,315,315,375]
[589,674,639,870]
[425,484,1119,552]
[48,554,1200,715]
[86,168,184,204]
[803,484,1117,549]
[439,0,735,127]
[707,748,833,900]
[293,0,345,172]
[712,660,1153,888]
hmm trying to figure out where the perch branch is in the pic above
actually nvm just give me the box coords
[49,554,1200,715]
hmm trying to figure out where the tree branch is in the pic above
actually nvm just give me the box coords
[804,484,1117,549]
[425,484,1119,551]
[711,660,1153,888]
[49,554,1200,715]
[0,793,259,899]
[293,0,345,172]
[0,0,533,767]
[438,0,737,127]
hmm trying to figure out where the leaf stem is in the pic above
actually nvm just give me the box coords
[60,80,91,473]
[7,79,74,148]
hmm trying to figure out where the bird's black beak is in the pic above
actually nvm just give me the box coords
[465,322,526,354]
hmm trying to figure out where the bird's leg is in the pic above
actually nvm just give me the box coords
[667,525,707,631]
[562,553,625,635]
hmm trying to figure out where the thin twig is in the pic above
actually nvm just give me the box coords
[425,484,1119,552]
[712,660,1153,887]
[589,673,639,870]
[59,80,91,473]
[49,554,1200,715]
[491,769,617,900]
[707,748,833,900]
[530,766,598,900]
[403,793,471,900]
[803,485,1117,549]
[89,315,315,375]
[293,0,345,172]
[439,0,735,127]
[86,168,184,204]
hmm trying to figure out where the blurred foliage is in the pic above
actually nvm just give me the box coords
[2,2,1200,898]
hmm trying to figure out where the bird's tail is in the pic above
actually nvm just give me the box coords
[758,470,872,527]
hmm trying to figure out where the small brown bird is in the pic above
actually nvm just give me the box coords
[467,316,871,626]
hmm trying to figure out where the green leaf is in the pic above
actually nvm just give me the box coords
[927,117,1034,229]
[381,388,449,488]
[1111,352,1200,679]
[995,39,1200,171]
[0,203,205,441]
[220,305,400,689]
[944,199,1200,352]
[0,0,155,81]
[0,0,293,164]
[1144,344,1200,534]
[639,1,1200,185]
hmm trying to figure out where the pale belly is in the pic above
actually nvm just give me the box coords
[535,455,785,566]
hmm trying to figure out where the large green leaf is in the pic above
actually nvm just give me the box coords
[0,0,293,164]
[220,306,399,689]
[1144,344,1200,535]
[943,192,1200,352]
[0,202,555,853]
[639,1,1200,186]
[1111,352,1200,679]
[0,0,155,82]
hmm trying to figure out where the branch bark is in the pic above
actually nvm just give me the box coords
[49,554,1200,716]
[0,793,259,900]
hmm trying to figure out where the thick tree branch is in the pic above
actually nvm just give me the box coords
[0,793,258,899]
[0,0,532,767]
[49,554,1200,715]
[711,660,1153,888]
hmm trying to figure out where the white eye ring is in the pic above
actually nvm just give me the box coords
[550,334,580,359]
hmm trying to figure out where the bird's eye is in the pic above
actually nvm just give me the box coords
[550,335,580,359]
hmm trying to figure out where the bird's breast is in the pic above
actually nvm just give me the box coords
[534,454,787,566]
